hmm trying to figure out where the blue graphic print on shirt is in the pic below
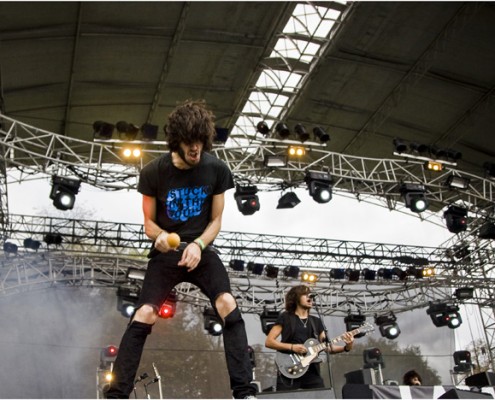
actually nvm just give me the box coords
[166,186,210,221]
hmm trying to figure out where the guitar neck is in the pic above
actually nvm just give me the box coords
[329,327,360,345]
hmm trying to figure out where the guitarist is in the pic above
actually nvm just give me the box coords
[265,285,354,391]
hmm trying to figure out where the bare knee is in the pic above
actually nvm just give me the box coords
[132,304,158,325]
[215,292,237,320]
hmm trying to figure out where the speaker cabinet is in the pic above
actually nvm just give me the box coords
[439,388,493,399]
[466,372,495,387]
[344,368,376,385]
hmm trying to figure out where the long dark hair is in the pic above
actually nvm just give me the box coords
[165,99,215,152]
[285,285,311,314]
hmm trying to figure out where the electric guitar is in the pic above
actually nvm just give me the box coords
[275,322,375,379]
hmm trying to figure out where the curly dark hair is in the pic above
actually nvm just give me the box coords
[164,99,215,152]
[285,285,311,313]
[403,369,422,385]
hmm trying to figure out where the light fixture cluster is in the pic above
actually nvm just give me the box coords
[426,301,462,329]
[256,121,330,144]
[93,120,159,141]
[328,266,435,281]
[228,259,301,280]
[393,138,462,162]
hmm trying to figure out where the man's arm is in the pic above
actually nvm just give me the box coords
[265,324,307,355]
[142,194,174,253]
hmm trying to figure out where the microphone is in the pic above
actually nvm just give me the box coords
[135,372,149,383]
[309,293,318,300]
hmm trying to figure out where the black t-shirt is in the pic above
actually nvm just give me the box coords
[276,311,324,346]
[137,152,234,242]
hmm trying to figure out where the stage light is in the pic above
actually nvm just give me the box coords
[277,192,300,209]
[93,121,115,140]
[375,314,400,340]
[425,160,443,172]
[265,264,279,279]
[214,127,230,143]
[423,267,435,277]
[100,345,118,367]
[427,302,462,329]
[275,122,290,139]
[446,175,470,190]
[479,221,495,240]
[256,121,270,136]
[377,268,393,280]
[141,123,159,141]
[446,149,462,161]
[454,287,474,300]
[117,285,140,318]
[294,124,310,142]
[247,262,264,275]
[392,267,407,280]
[363,347,384,369]
[122,146,142,160]
[229,259,245,272]
[313,127,329,143]
[400,182,428,213]
[288,145,306,157]
[409,142,429,154]
[344,313,366,338]
[330,268,345,279]
[260,309,279,335]
[116,121,139,140]
[444,205,468,234]
[126,268,146,281]
[283,265,300,279]
[453,350,473,373]
[301,271,318,283]
[346,269,360,282]
[393,138,408,153]
[23,238,41,251]
[203,307,223,336]
[50,176,81,210]
[158,290,177,319]
[234,185,260,216]
[3,242,18,254]
[264,155,287,167]
[363,268,376,281]
[305,171,333,204]
[44,233,62,245]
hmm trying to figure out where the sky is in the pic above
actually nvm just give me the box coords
[5,174,488,384]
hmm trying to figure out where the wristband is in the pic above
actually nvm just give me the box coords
[194,238,205,251]
[344,344,351,352]
[155,231,164,241]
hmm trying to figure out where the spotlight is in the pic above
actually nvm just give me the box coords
[203,307,223,336]
[346,269,360,282]
[116,285,140,318]
[126,268,146,281]
[214,127,230,143]
[454,287,474,300]
[479,221,495,240]
[305,171,332,204]
[234,185,260,216]
[301,271,318,283]
[377,268,393,280]
[453,350,473,373]
[393,138,408,153]
[256,121,270,136]
[363,268,376,281]
[93,121,115,140]
[3,242,18,254]
[141,123,159,141]
[444,205,468,234]
[363,347,385,369]
[400,182,428,213]
[344,314,366,338]
[426,302,462,329]
[392,267,407,280]
[158,290,177,319]
[122,146,142,160]
[288,145,306,157]
[283,265,300,279]
[275,122,290,139]
[116,121,139,140]
[313,127,330,143]
[260,309,279,335]
[446,175,470,190]
[100,345,119,367]
[50,176,81,211]
[375,314,400,339]
[425,160,443,172]
[229,259,245,272]
[265,264,279,279]
[277,192,300,209]
[409,142,429,154]
[44,233,62,245]
[247,262,264,275]
[330,268,346,279]
[294,124,310,142]
[264,155,287,167]
[23,238,41,251]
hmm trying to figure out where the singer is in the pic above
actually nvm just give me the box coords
[265,285,354,391]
